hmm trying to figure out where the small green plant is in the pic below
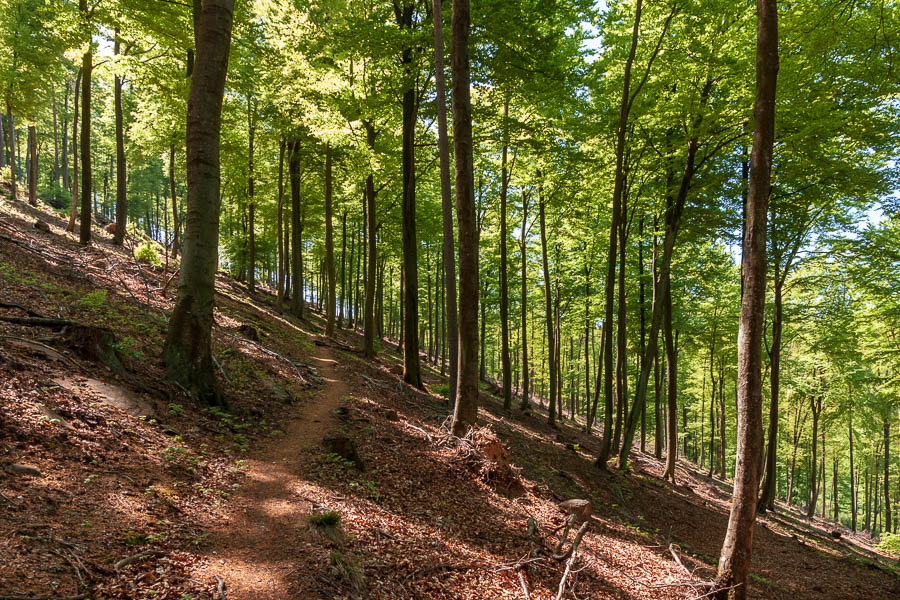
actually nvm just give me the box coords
[81,520,91,528]
[879,532,900,556]
[134,240,162,266]
[307,510,346,543]
[78,289,108,310]
[83,474,99,484]
[122,528,149,546]
[168,403,184,417]
[329,550,365,595]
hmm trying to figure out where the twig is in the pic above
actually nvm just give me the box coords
[0,301,43,316]
[669,543,692,576]
[555,553,577,600]
[517,569,530,599]
[114,550,162,572]
[0,594,87,600]
[214,575,227,599]
[212,355,232,386]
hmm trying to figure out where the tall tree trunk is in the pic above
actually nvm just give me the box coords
[339,211,347,328]
[61,82,70,190]
[714,0,777,593]
[27,126,36,206]
[113,31,127,245]
[289,139,303,318]
[499,99,512,410]
[432,0,458,405]
[6,102,16,198]
[364,124,377,357]
[397,5,421,386]
[162,0,235,405]
[758,279,784,511]
[246,97,255,292]
[79,1,93,246]
[449,0,478,435]
[808,395,821,517]
[539,184,556,427]
[638,218,647,451]
[67,70,82,232]
[885,417,892,533]
[52,84,59,185]
[663,284,677,481]
[169,144,179,255]
[325,144,336,335]
[276,137,285,312]
[596,0,645,469]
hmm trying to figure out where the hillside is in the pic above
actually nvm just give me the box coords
[1,191,898,600]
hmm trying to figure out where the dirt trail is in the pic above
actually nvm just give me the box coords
[193,345,347,599]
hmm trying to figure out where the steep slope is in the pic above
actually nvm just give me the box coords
[1,189,898,600]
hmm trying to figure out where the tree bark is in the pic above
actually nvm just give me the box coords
[52,83,59,185]
[6,102,16,198]
[79,2,93,246]
[714,1,777,595]
[449,0,479,435]
[432,0,458,405]
[339,211,347,328]
[276,137,285,312]
[246,97,255,292]
[162,0,235,405]
[67,71,82,232]
[539,183,556,427]
[169,144,179,255]
[499,99,512,411]
[289,139,303,318]
[113,31,127,245]
[27,126,36,206]
[885,417,892,532]
[325,144,336,335]
[663,284,677,482]
[758,280,784,511]
[364,124,377,357]
[596,0,643,468]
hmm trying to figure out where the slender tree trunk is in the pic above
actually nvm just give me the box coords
[432,0,458,404]
[289,139,303,317]
[449,0,478,435]
[169,144,179,255]
[325,144,336,335]
[885,417,892,533]
[759,280,784,511]
[246,97,255,292]
[52,84,59,185]
[26,126,36,206]
[364,124,377,356]
[67,70,82,232]
[113,31,127,245]
[539,184,556,427]
[808,397,821,517]
[715,1,777,592]
[276,137,285,312]
[499,99,512,410]
[339,211,347,328]
[162,0,235,405]
[6,102,16,198]
[79,2,93,245]
[663,284,677,481]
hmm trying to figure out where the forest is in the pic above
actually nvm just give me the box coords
[0,0,899,598]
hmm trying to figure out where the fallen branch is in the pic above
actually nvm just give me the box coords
[114,550,163,572]
[218,329,312,385]
[0,595,87,600]
[0,316,75,328]
[212,354,232,386]
[0,301,43,317]
[214,575,227,600]
[517,569,530,599]
[669,543,692,577]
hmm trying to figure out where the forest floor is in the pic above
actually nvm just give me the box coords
[1,189,899,600]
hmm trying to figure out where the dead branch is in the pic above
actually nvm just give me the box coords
[114,550,163,572]
[0,595,87,600]
[0,301,43,316]
[669,543,692,577]
[0,316,75,328]
[517,569,530,599]
[214,575,227,599]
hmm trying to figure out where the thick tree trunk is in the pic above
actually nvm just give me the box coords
[79,10,93,246]
[449,0,479,435]
[27,126,36,206]
[325,144,336,335]
[432,0,458,405]
[113,32,127,245]
[714,1,777,594]
[162,0,235,405]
